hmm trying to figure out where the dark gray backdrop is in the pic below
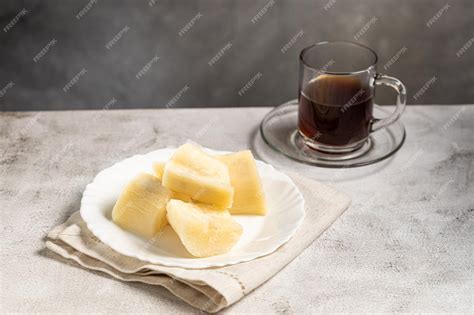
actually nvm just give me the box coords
[1,0,473,111]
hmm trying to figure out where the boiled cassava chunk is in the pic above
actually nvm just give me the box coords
[162,143,233,208]
[112,172,170,238]
[216,150,267,215]
[152,161,166,180]
[166,199,243,257]
[153,161,192,202]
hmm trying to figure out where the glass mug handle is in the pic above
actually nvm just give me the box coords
[370,74,407,132]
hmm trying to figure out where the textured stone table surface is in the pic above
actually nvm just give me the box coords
[1,105,473,313]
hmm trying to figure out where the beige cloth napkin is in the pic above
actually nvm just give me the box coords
[46,172,351,313]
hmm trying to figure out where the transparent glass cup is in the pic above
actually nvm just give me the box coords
[298,41,406,154]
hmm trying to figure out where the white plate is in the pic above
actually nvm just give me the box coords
[80,148,305,268]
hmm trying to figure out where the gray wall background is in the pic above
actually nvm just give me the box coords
[0,0,473,111]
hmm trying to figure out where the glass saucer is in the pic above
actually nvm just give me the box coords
[260,99,406,168]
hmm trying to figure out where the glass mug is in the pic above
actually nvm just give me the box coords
[298,41,406,154]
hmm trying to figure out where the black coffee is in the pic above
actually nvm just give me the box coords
[298,75,373,147]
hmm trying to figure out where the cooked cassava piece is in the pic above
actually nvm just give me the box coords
[152,161,165,180]
[162,143,234,208]
[112,172,170,238]
[216,150,267,215]
[153,161,191,202]
[166,199,243,257]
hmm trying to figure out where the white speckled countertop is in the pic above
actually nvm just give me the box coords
[1,105,472,313]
